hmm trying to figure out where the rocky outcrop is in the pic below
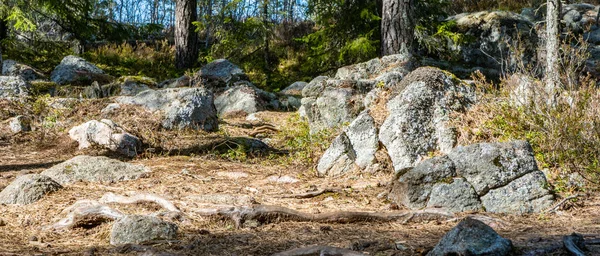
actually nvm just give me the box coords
[50,55,112,85]
[428,218,513,256]
[301,54,414,133]
[389,141,555,214]
[41,155,151,185]
[1,60,46,81]
[191,59,248,90]
[89,76,157,98]
[280,81,307,97]
[379,67,476,173]
[0,174,62,205]
[0,76,30,99]
[68,119,141,157]
[110,215,178,245]
[214,82,279,116]
[117,87,218,131]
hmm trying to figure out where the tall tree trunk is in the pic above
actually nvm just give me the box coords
[175,0,199,69]
[546,0,561,99]
[205,0,212,49]
[381,0,414,57]
[0,17,6,73]
[263,0,271,88]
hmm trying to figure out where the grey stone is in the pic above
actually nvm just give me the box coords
[448,140,539,195]
[214,84,266,116]
[8,115,31,133]
[68,119,141,157]
[316,133,357,176]
[41,155,151,185]
[389,156,456,209]
[481,171,555,214]
[117,88,218,131]
[1,60,45,81]
[101,103,121,115]
[426,178,483,213]
[50,55,109,85]
[280,81,307,96]
[427,218,512,256]
[335,54,413,82]
[110,215,178,245]
[379,67,475,173]
[0,174,62,205]
[192,59,247,89]
[0,76,30,99]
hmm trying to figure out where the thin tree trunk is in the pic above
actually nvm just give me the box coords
[546,0,561,98]
[381,0,414,57]
[0,17,6,73]
[175,0,199,69]
[263,0,271,88]
[205,0,212,49]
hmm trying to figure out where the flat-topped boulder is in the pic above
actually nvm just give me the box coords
[68,119,141,157]
[110,215,178,245]
[41,155,151,185]
[51,55,112,85]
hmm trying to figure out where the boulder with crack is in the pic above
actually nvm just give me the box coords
[117,87,218,131]
[69,119,141,157]
[389,140,555,214]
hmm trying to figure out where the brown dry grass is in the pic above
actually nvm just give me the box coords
[1,101,600,255]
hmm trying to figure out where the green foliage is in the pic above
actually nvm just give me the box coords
[277,114,334,166]
[6,7,36,31]
[84,40,180,81]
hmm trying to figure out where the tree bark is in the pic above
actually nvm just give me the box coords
[175,0,199,69]
[205,0,212,49]
[0,17,7,73]
[546,0,561,98]
[263,0,271,88]
[381,0,414,57]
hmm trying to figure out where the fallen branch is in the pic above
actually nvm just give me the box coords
[545,194,581,213]
[275,188,340,199]
[100,192,180,212]
[249,125,280,137]
[51,200,124,230]
[272,245,366,256]
[188,204,453,228]
[563,233,587,256]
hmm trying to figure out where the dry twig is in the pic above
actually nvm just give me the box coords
[272,245,366,256]
[275,188,341,199]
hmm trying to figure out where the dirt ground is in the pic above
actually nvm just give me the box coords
[1,111,599,256]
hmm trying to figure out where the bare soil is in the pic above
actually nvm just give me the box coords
[0,110,599,256]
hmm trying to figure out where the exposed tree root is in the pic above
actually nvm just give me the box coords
[272,245,366,256]
[188,205,453,228]
[545,194,581,213]
[563,233,587,256]
[275,188,340,199]
[249,125,280,137]
[100,192,180,212]
[50,200,124,230]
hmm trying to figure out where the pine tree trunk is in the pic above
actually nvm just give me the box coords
[263,0,271,88]
[546,0,561,97]
[205,0,212,49]
[175,0,199,70]
[0,18,6,73]
[381,0,414,57]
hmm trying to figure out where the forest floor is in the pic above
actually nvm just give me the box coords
[1,111,599,256]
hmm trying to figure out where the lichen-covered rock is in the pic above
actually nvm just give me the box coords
[335,54,413,84]
[191,59,248,90]
[427,218,513,256]
[110,215,178,245]
[68,119,141,157]
[389,141,555,214]
[0,76,30,99]
[317,111,378,176]
[1,60,45,81]
[50,55,112,85]
[117,88,218,131]
[280,81,308,97]
[103,76,157,97]
[0,174,62,205]
[8,115,31,133]
[214,83,278,116]
[41,155,151,185]
[379,67,476,173]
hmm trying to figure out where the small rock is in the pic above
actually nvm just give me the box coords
[266,175,299,184]
[427,218,513,256]
[0,174,62,205]
[101,103,121,115]
[8,115,31,133]
[110,215,178,245]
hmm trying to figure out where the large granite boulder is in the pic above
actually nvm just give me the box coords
[68,119,141,157]
[50,55,112,85]
[428,218,513,256]
[117,87,218,131]
[1,60,45,81]
[41,155,151,185]
[191,59,248,90]
[389,141,555,214]
[0,174,62,205]
[379,67,476,173]
[0,76,30,99]
[110,215,178,245]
